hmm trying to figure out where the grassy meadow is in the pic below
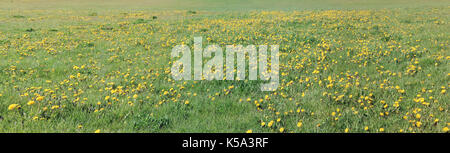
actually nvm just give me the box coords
[0,0,449,133]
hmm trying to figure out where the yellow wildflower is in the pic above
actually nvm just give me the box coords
[8,104,21,110]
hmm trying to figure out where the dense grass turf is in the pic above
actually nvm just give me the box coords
[0,0,448,132]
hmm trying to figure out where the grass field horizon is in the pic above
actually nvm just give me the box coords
[2,0,450,10]
[0,0,448,133]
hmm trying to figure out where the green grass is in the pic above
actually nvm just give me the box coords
[0,0,448,133]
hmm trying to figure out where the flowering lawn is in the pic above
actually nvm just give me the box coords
[0,0,448,133]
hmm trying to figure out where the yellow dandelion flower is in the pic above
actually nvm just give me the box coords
[27,100,35,106]
[8,104,21,110]
[128,101,134,106]
[36,96,44,101]
[415,114,421,119]
[297,121,303,128]
[268,120,274,127]
[443,127,449,133]
[416,121,422,127]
